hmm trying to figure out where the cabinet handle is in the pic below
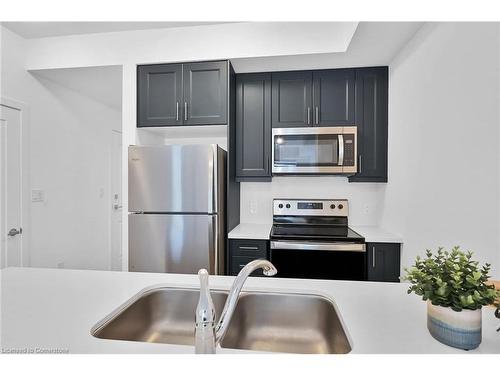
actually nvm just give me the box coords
[176,102,179,121]
[359,155,362,173]
[184,102,188,121]
[372,246,376,268]
[307,107,311,125]
[239,246,259,250]
[315,106,319,124]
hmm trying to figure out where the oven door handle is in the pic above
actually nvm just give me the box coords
[270,241,365,252]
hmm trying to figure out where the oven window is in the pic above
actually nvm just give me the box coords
[274,134,339,166]
[270,248,366,281]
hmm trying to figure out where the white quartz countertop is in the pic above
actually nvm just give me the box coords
[1,267,498,354]
[350,226,403,243]
[228,223,272,240]
[228,223,403,243]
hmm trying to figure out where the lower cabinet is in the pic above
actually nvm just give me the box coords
[228,239,269,276]
[366,242,401,282]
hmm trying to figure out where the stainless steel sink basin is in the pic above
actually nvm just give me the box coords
[92,287,228,346]
[220,292,351,354]
[91,287,351,354]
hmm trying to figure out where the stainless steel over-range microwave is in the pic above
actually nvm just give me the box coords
[272,126,358,175]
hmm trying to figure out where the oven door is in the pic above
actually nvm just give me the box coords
[270,241,366,281]
[272,126,357,174]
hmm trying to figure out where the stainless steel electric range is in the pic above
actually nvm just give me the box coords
[269,199,366,281]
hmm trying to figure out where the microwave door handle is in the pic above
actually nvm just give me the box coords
[338,134,344,166]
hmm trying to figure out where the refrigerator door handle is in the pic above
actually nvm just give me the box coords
[208,214,218,275]
[208,145,218,214]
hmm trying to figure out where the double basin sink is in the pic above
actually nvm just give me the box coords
[91,287,351,354]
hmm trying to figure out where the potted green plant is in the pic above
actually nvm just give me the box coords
[403,246,499,350]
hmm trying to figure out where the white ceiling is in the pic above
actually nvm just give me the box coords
[31,65,123,110]
[231,22,425,72]
[1,21,231,39]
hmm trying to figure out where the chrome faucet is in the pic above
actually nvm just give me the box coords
[195,259,277,354]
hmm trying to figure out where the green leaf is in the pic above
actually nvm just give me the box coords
[403,246,496,310]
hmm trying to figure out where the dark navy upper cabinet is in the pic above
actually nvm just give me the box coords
[312,69,355,126]
[367,242,401,282]
[271,71,313,128]
[349,67,388,182]
[272,69,356,128]
[137,61,228,127]
[137,64,183,127]
[235,73,272,181]
[183,61,228,125]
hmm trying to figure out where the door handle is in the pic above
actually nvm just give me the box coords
[307,107,311,125]
[372,246,376,268]
[8,228,22,237]
[184,102,188,121]
[315,106,319,124]
[113,204,123,210]
[359,155,362,173]
[176,102,179,121]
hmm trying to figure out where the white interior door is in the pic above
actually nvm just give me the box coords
[0,104,23,268]
[110,130,122,271]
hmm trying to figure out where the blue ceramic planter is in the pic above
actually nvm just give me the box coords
[427,301,482,350]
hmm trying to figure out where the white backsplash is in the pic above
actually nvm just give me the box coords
[240,176,386,225]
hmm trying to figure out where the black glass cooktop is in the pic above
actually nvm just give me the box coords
[270,225,364,242]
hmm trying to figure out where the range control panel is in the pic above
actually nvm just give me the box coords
[273,199,348,217]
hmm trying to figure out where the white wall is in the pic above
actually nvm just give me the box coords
[136,125,227,150]
[382,23,500,277]
[1,26,122,270]
[28,76,121,269]
[240,179,384,225]
[0,26,3,98]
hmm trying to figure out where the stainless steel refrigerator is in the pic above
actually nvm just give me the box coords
[128,144,226,275]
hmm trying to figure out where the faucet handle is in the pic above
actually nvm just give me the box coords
[196,269,216,325]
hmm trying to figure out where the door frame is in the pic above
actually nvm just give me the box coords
[109,129,123,271]
[0,97,30,267]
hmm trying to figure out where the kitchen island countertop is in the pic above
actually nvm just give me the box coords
[1,267,498,354]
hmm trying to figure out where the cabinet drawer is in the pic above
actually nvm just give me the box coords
[229,239,268,257]
[230,256,265,276]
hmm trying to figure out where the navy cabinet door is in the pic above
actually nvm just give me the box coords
[137,64,183,127]
[271,71,313,128]
[312,69,355,126]
[367,242,401,282]
[183,61,228,125]
[228,239,269,276]
[349,67,388,182]
[235,73,272,181]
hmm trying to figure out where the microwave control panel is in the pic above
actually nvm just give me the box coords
[343,134,356,166]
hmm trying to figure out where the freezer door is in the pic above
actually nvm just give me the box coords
[128,144,221,213]
[129,214,220,274]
